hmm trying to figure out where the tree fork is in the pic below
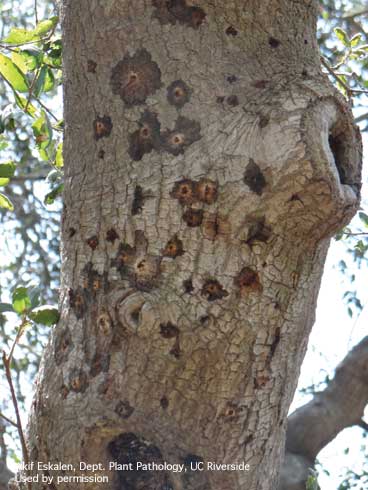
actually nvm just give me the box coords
[21,1,361,489]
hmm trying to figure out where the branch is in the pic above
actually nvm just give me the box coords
[280,336,368,489]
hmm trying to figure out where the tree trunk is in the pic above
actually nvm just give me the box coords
[23,1,361,489]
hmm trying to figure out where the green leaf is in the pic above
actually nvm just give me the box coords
[44,183,64,205]
[0,53,29,92]
[54,142,63,168]
[13,91,37,117]
[334,27,350,47]
[0,192,14,210]
[34,66,47,98]
[359,211,368,228]
[29,306,59,326]
[12,287,31,314]
[2,17,58,45]
[0,178,10,187]
[0,161,15,178]
[350,33,362,47]
[0,302,13,313]
[2,28,37,45]
[34,17,58,37]
[44,68,55,92]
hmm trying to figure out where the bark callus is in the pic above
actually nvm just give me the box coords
[244,158,267,195]
[128,111,161,161]
[108,433,173,489]
[110,49,162,106]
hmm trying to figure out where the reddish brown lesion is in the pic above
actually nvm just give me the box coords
[195,178,218,204]
[110,49,162,106]
[170,178,197,206]
[183,208,204,227]
[167,80,191,108]
[93,116,113,140]
[201,279,229,301]
[234,267,262,293]
[162,235,185,258]
[202,213,231,241]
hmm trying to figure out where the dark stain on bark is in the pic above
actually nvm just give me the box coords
[90,353,110,377]
[216,96,225,104]
[152,0,206,29]
[167,79,191,108]
[112,243,137,273]
[69,287,86,319]
[131,185,145,215]
[108,432,173,489]
[68,227,76,238]
[111,49,162,106]
[234,267,262,292]
[201,279,229,301]
[171,178,197,206]
[183,277,194,294]
[202,214,231,241]
[227,75,238,84]
[195,178,218,204]
[182,453,210,488]
[87,59,97,73]
[270,327,281,357]
[82,262,107,299]
[245,216,271,245]
[244,158,266,195]
[162,235,185,258]
[98,149,105,159]
[128,110,161,161]
[115,400,134,419]
[160,322,179,338]
[169,339,181,358]
[227,95,239,107]
[93,115,112,140]
[69,369,88,393]
[160,396,169,409]
[162,116,201,156]
[225,25,238,36]
[259,114,270,128]
[183,208,203,227]
[54,328,73,365]
[106,228,119,243]
[269,37,280,48]
[86,235,99,250]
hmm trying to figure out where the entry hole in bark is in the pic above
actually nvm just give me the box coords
[93,115,112,140]
[171,178,196,206]
[162,235,185,258]
[160,322,179,339]
[167,80,191,108]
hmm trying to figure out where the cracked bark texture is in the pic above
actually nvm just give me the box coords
[280,336,368,490]
[22,1,362,489]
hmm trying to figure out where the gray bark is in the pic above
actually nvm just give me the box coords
[18,1,362,489]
